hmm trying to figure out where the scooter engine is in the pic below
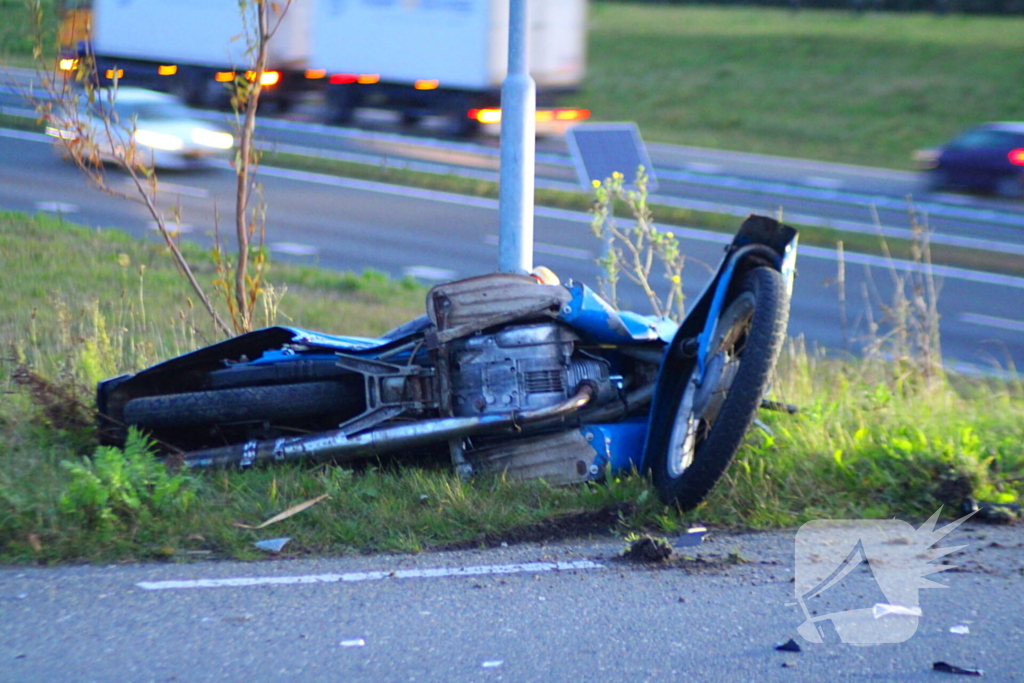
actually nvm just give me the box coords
[448,322,613,417]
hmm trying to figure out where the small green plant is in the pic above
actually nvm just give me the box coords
[590,167,686,320]
[59,428,195,535]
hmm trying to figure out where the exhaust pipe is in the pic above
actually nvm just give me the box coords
[182,384,596,469]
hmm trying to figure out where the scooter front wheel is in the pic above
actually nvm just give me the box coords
[650,267,789,511]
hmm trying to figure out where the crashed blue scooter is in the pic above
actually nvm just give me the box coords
[97,215,797,510]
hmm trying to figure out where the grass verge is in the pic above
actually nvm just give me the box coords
[582,4,1024,169]
[1,210,1022,564]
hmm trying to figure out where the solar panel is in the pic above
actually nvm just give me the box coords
[565,122,658,192]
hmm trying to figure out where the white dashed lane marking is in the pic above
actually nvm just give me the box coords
[271,242,319,256]
[35,201,78,213]
[403,265,458,281]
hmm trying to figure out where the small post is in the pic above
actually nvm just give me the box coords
[497,0,535,274]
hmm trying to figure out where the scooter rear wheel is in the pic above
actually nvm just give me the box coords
[649,267,789,511]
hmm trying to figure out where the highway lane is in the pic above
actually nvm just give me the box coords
[2,129,1022,373]
[3,76,1024,256]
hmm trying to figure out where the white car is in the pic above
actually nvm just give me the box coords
[47,87,234,170]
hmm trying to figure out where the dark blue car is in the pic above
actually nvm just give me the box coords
[915,122,1024,198]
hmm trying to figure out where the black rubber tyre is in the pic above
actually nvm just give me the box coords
[649,267,789,511]
[124,381,362,431]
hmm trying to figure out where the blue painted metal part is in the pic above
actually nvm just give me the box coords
[581,420,648,477]
[558,283,677,345]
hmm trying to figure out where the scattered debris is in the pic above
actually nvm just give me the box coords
[622,534,673,563]
[781,660,798,668]
[482,661,503,668]
[254,537,291,553]
[235,494,329,530]
[673,526,707,548]
[775,638,801,653]
[949,624,970,635]
[872,603,922,618]
[964,497,1020,525]
[10,363,94,432]
[933,661,983,676]
[339,639,365,648]
[26,534,43,553]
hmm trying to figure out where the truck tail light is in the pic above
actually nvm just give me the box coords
[59,58,79,71]
[1009,149,1024,165]
[329,74,357,84]
[158,65,177,76]
[468,108,502,124]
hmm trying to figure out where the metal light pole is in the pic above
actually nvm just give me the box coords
[497,0,535,274]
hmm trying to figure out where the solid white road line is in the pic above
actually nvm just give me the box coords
[960,312,1024,333]
[137,559,605,591]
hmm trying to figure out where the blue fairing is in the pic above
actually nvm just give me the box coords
[557,283,677,345]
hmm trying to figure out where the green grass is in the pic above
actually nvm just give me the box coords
[1,209,1022,563]
[579,3,1024,168]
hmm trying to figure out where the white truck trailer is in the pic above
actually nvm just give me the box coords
[309,0,588,134]
[74,0,588,134]
[85,0,312,110]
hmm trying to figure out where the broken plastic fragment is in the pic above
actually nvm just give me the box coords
[340,639,365,648]
[933,661,983,676]
[872,603,922,618]
[775,638,801,652]
[673,526,708,548]
[235,494,328,529]
[254,537,291,553]
[482,661,503,668]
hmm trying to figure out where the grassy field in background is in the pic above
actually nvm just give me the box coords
[1,210,1022,563]
[580,4,1024,168]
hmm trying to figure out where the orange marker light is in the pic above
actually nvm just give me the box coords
[555,109,590,121]
[244,70,280,86]
[305,69,327,79]
[59,58,79,71]
[215,71,235,82]
[158,65,177,76]
[105,69,124,79]
[357,74,380,84]
[414,79,439,90]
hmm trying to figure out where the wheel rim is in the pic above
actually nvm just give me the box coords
[665,291,756,479]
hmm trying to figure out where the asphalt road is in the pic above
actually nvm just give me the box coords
[2,128,1023,372]
[1,523,1021,682]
